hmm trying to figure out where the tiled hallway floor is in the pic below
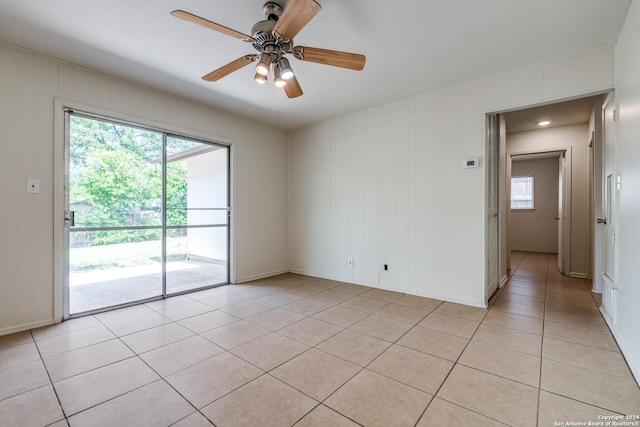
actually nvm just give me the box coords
[1,251,639,426]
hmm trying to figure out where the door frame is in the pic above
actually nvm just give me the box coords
[53,99,236,323]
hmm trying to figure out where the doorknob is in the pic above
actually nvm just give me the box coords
[597,218,607,224]
[554,217,559,220]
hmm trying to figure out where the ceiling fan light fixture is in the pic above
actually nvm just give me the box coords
[273,65,287,88]
[254,73,268,84]
[277,57,294,80]
[256,53,271,76]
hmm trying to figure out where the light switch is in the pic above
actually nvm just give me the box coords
[27,179,40,194]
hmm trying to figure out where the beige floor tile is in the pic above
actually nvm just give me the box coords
[47,421,69,427]
[374,303,429,324]
[283,284,325,298]
[317,329,391,367]
[325,369,431,427]
[544,308,610,330]
[492,299,544,319]
[177,309,239,334]
[502,284,546,299]
[120,323,194,354]
[417,398,508,427]
[458,341,541,387]
[139,335,224,377]
[281,298,333,316]
[200,319,270,349]
[0,341,41,370]
[339,296,390,314]
[360,288,405,302]
[171,411,216,427]
[368,344,453,394]
[472,323,542,356]
[36,325,116,358]
[255,291,304,307]
[220,300,275,318]
[307,279,343,290]
[394,295,443,312]
[43,338,134,382]
[483,310,543,335]
[434,302,488,322]
[397,326,468,362]
[54,356,159,415]
[97,310,172,336]
[311,290,356,305]
[537,391,620,427]
[545,299,601,317]
[542,337,632,379]
[0,360,50,401]
[543,320,618,351]
[278,318,343,346]
[166,351,262,408]
[541,359,640,414]
[331,283,372,295]
[231,332,309,371]
[68,380,193,427]
[202,375,317,427]
[294,404,361,427]
[418,312,480,339]
[498,293,545,307]
[200,292,253,309]
[437,365,538,426]
[144,295,196,310]
[31,316,101,340]
[186,286,229,301]
[312,305,370,327]
[271,348,360,401]
[0,330,33,349]
[247,308,306,331]
[349,315,412,342]
[0,385,64,427]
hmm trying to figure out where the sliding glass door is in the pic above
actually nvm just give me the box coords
[64,112,229,316]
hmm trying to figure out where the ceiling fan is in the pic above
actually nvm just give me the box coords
[171,0,366,98]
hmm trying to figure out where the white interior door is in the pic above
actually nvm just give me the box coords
[486,114,499,300]
[557,154,566,273]
[600,94,617,324]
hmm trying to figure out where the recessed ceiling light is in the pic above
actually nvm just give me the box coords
[538,121,551,126]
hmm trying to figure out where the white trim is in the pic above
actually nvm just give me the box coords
[0,319,55,336]
[235,269,290,284]
[603,314,640,386]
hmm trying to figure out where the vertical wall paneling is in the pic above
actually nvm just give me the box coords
[0,42,288,333]
[288,44,615,307]
[33,55,58,321]
[17,51,36,324]
[0,44,20,327]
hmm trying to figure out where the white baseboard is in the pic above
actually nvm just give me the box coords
[235,268,290,284]
[601,311,640,387]
[568,272,587,279]
[0,318,56,337]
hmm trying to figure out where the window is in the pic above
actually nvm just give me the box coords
[511,176,534,209]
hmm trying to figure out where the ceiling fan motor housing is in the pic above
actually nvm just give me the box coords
[251,15,293,58]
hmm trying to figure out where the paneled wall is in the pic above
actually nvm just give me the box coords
[0,43,288,334]
[614,0,640,383]
[288,45,615,307]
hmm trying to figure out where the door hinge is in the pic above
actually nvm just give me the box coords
[613,109,616,122]
[64,210,75,227]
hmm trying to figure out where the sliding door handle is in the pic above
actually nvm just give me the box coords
[596,218,607,224]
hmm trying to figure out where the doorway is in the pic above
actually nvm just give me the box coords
[64,111,230,317]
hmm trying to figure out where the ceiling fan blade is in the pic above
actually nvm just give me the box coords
[294,46,366,70]
[273,0,321,40]
[283,76,303,99]
[171,10,255,42]
[202,55,258,82]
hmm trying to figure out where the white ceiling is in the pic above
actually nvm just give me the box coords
[0,0,631,130]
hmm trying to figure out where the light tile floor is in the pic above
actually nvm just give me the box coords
[1,251,640,426]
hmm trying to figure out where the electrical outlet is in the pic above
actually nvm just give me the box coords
[348,257,354,267]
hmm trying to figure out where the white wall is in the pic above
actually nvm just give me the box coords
[289,45,615,308]
[613,0,640,384]
[510,157,559,253]
[0,43,289,334]
[507,124,591,276]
